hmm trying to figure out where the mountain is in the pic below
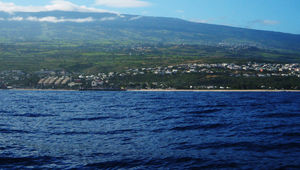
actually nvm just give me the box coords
[0,11,300,51]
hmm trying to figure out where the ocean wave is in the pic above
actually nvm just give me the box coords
[70,116,110,121]
[171,123,227,131]
[0,156,61,168]
[85,157,207,169]
[0,128,30,134]
[11,113,57,117]
[186,109,222,114]
[256,112,300,118]
[0,91,299,169]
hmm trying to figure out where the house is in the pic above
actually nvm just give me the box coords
[91,81,98,87]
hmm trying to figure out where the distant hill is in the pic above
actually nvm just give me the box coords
[0,11,300,51]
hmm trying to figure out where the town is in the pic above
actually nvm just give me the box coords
[1,62,300,90]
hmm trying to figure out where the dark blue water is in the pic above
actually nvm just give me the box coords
[0,90,300,169]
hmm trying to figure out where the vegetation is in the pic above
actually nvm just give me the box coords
[1,42,300,74]
[109,73,300,90]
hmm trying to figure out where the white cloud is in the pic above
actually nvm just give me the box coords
[8,17,24,21]
[176,10,184,13]
[261,20,279,25]
[69,17,94,23]
[190,19,210,24]
[0,18,4,21]
[26,16,95,23]
[95,0,150,8]
[100,17,116,21]
[0,0,117,14]
[129,16,143,21]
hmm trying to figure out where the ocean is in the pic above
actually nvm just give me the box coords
[0,90,299,169]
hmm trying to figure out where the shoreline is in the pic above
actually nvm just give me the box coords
[127,89,300,92]
[7,88,77,92]
[2,88,300,92]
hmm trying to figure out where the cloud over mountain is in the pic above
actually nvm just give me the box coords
[26,16,95,23]
[0,16,122,23]
[0,0,116,14]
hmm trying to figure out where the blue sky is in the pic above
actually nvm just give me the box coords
[0,0,299,34]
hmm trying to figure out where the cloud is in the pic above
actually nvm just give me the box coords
[26,16,95,23]
[8,17,24,21]
[99,17,116,21]
[249,19,279,26]
[2,16,123,23]
[95,0,150,8]
[176,10,184,13]
[261,20,279,25]
[0,0,117,14]
[129,16,143,21]
[190,19,210,24]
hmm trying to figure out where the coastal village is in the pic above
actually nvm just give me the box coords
[0,62,300,90]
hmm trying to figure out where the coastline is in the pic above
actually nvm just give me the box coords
[3,88,300,92]
[8,88,77,92]
[127,89,300,92]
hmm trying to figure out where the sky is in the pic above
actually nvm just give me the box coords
[0,0,299,34]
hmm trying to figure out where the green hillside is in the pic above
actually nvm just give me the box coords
[0,11,300,73]
[0,42,299,73]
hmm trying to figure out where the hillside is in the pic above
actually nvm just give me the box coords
[0,11,300,51]
[0,11,300,73]
[0,43,300,73]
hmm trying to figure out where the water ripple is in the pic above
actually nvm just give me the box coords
[0,90,299,169]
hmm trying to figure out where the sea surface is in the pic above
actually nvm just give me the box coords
[0,90,299,169]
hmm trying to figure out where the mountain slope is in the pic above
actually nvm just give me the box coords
[0,11,300,51]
